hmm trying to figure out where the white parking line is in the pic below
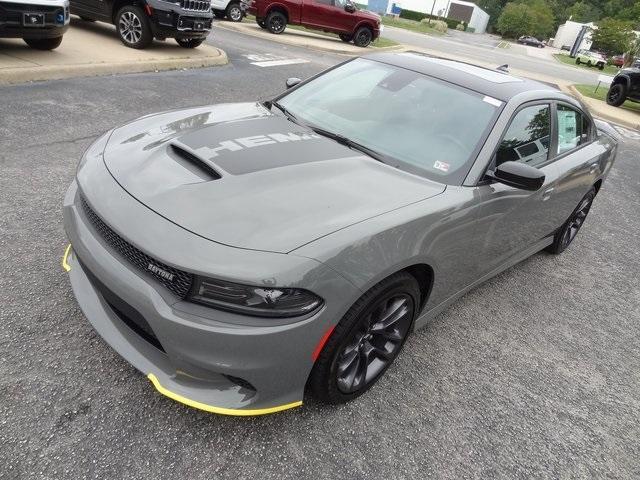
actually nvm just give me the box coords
[250,58,310,67]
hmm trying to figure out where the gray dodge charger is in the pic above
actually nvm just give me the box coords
[63,53,619,415]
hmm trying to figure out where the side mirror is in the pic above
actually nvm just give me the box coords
[487,161,545,191]
[285,77,301,89]
[345,3,356,12]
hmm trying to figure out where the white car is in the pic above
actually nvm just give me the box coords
[0,0,70,49]
[212,0,243,21]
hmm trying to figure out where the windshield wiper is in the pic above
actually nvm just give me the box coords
[310,126,386,164]
[269,101,299,124]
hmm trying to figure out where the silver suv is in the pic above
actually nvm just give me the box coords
[0,0,70,49]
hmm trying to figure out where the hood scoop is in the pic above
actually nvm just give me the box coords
[169,143,221,181]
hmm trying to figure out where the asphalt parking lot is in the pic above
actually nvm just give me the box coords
[1,31,640,479]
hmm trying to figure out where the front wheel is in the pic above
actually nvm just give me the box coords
[116,6,153,49]
[606,83,628,106]
[339,33,353,43]
[353,26,372,47]
[176,38,204,48]
[308,272,420,404]
[226,2,243,22]
[266,11,286,34]
[546,188,596,254]
[23,36,63,50]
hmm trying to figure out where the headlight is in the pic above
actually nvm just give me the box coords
[189,277,324,318]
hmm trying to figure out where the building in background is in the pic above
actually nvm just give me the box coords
[363,0,490,34]
[552,20,595,52]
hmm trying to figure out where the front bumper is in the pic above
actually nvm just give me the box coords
[147,0,212,40]
[0,1,70,38]
[62,159,360,414]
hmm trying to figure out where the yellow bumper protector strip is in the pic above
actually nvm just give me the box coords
[62,244,72,272]
[147,373,302,416]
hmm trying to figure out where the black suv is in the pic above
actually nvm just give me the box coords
[70,0,213,49]
[607,65,640,107]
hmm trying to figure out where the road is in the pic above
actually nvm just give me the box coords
[1,26,640,480]
[383,26,604,86]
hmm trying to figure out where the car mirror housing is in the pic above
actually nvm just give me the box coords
[285,77,302,89]
[487,161,545,191]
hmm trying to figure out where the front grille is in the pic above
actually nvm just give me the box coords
[180,0,211,12]
[80,196,193,298]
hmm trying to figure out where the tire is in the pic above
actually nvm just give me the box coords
[576,57,581,65]
[546,188,596,255]
[598,64,604,70]
[353,25,372,47]
[213,9,226,19]
[308,272,421,404]
[176,38,204,48]
[23,36,63,50]
[79,16,96,22]
[116,5,153,49]
[339,33,353,43]
[225,2,243,22]
[587,61,592,67]
[606,83,628,106]
[265,10,286,34]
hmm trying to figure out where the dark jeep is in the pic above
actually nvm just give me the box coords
[606,65,640,107]
[70,0,213,49]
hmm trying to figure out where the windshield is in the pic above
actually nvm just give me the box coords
[277,58,501,184]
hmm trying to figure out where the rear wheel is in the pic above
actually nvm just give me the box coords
[116,6,153,49]
[339,33,353,43]
[266,10,286,34]
[225,2,243,21]
[176,38,204,48]
[24,36,63,50]
[546,188,596,254]
[353,26,372,47]
[308,272,420,404]
[606,83,628,106]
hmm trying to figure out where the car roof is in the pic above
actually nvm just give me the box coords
[366,52,557,102]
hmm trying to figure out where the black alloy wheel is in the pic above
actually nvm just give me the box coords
[116,6,153,49]
[353,26,372,47]
[606,83,628,106]
[266,11,286,34]
[308,272,420,404]
[176,38,204,48]
[546,188,596,254]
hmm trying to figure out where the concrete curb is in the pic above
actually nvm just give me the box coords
[0,47,228,85]
[217,21,406,55]
[563,84,640,131]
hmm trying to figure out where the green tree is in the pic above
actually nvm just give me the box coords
[527,0,556,38]
[566,1,602,22]
[591,17,636,55]
[496,2,533,38]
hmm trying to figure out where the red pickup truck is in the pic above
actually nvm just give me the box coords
[246,0,382,47]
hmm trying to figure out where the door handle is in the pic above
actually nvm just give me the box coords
[542,187,554,201]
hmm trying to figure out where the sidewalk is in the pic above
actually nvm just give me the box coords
[0,18,228,85]
[217,21,405,54]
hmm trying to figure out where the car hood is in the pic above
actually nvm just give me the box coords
[103,103,445,253]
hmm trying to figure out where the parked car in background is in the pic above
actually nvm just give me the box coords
[606,65,640,106]
[212,0,243,21]
[517,36,544,48]
[247,0,381,47]
[575,50,607,70]
[0,0,70,49]
[70,0,213,49]
[611,54,625,67]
